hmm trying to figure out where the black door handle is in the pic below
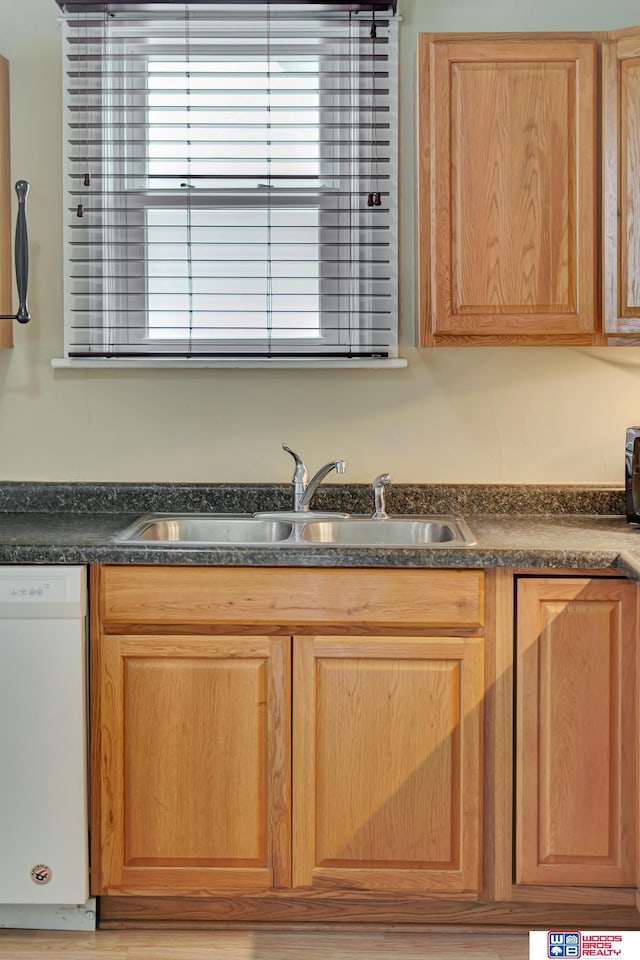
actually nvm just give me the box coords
[1,180,30,323]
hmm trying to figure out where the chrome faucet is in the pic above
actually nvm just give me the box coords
[282,443,346,512]
[372,472,391,519]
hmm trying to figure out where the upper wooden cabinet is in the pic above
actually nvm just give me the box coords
[419,27,640,347]
[419,35,598,346]
[0,56,13,349]
[603,29,640,342]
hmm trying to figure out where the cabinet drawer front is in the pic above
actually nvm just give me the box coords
[98,566,484,630]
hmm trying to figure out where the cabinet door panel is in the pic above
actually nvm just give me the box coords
[603,33,640,338]
[419,37,597,345]
[293,636,484,895]
[92,634,291,896]
[516,578,637,887]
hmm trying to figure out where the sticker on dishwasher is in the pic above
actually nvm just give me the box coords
[0,577,68,602]
[30,864,52,885]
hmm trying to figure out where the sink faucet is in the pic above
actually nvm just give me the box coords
[282,443,346,512]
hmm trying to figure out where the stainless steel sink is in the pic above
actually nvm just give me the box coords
[299,517,475,546]
[115,514,294,544]
[114,513,475,548]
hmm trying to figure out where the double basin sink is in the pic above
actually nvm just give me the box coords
[115,513,476,548]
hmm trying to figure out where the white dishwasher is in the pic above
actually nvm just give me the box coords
[0,565,94,929]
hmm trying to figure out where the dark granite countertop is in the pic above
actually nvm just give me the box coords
[0,482,639,577]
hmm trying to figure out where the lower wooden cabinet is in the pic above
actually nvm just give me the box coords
[90,564,640,927]
[515,576,638,888]
[91,565,485,900]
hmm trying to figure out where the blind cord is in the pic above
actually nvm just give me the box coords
[368,7,381,207]
[76,14,89,217]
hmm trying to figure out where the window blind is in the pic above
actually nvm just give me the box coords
[61,2,399,362]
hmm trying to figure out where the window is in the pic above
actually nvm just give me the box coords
[59,1,399,365]
[145,57,322,343]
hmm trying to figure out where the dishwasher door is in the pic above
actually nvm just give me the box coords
[0,566,88,905]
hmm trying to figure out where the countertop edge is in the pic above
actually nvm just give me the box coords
[0,539,628,576]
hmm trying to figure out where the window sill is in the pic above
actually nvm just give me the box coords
[51,357,408,370]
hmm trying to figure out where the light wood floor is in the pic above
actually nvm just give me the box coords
[0,929,529,960]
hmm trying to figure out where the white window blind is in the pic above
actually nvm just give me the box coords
[60,2,399,363]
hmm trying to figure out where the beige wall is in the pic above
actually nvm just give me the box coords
[1,0,640,483]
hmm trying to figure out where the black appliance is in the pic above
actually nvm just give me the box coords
[625,427,640,523]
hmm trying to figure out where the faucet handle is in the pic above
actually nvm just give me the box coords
[282,443,308,512]
[372,472,391,520]
[282,443,308,484]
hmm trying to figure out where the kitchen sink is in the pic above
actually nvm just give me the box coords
[114,514,475,548]
[298,517,475,546]
[115,515,294,544]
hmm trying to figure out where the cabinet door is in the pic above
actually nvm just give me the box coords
[293,635,484,895]
[418,36,597,345]
[0,55,12,348]
[603,31,640,340]
[516,578,637,887]
[92,634,291,896]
